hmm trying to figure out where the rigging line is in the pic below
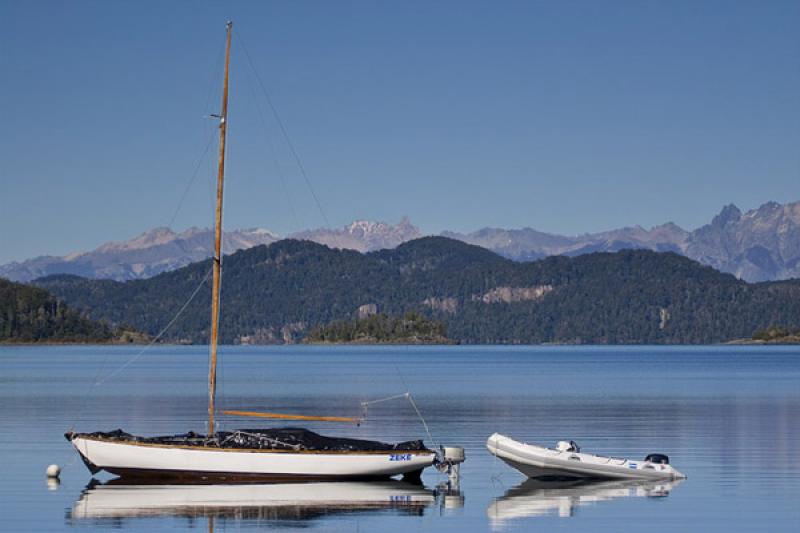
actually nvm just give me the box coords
[71,41,225,429]
[94,267,213,386]
[166,38,226,230]
[359,390,438,449]
[68,339,117,431]
[388,357,440,448]
[233,32,436,443]
[203,40,227,115]
[167,129,218,229]
[70,267,213,430]
[360,392,409,419]
[240,50,301,230]
[360,392,410,407]
[234,30,335,233]
[407,392,439,450]
[490,448,506,488]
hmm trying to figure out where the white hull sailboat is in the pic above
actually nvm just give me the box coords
[487,433,685,480]
[66,21,461,483]
[68,431,436,482]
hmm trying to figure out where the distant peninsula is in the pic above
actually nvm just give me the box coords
[728,326,800,345]
[305,312,454,345]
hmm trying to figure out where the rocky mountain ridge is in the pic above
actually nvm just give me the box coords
[3,201,798,282]
[684,201,800,282]
[445,201,800,281]
[0,227,279,282]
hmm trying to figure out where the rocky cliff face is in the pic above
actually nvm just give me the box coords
[684,202,800,282]
[472,285,553,304]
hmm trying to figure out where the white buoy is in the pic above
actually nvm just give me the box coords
[46,464,61,479]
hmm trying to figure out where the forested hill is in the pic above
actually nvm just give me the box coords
[34,237,800,345]
[0,278,115,343]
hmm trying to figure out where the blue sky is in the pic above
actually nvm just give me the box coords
[1,0,798,263]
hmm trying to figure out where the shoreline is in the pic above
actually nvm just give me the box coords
[0,340,151,346]
[1,335,152,346]
[303,333,457,345]
[3,340,800,347]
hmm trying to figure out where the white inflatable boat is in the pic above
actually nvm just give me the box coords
[487,433,685,480]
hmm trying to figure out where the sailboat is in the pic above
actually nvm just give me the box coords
[66,21,463,482]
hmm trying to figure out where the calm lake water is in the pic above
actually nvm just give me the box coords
[1,345,799,532]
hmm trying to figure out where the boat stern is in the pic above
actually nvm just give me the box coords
[668,466,687,480]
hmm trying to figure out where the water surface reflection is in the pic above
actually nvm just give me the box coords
[2,345,798,532]
[488,478,683,529]
[69,479,443,528]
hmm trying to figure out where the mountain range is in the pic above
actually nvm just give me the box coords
[447,201,800,282]
[0,227,279,282]
[33,237,800,345]
[3,201,799,283]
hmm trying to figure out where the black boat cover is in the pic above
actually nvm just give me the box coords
[68,427,430,453]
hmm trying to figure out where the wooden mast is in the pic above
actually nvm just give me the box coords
[208,21,232,435]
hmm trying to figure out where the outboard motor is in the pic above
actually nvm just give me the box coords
[436,446,466,484]
[435,447,466,507]
[556,440,581,453]
[644,453,669,465]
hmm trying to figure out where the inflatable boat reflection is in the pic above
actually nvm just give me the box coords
[70,479,437,526]
[488,478,683,529]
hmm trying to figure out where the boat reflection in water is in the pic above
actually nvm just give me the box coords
[488,478,683,529]
[69,479,452,528]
